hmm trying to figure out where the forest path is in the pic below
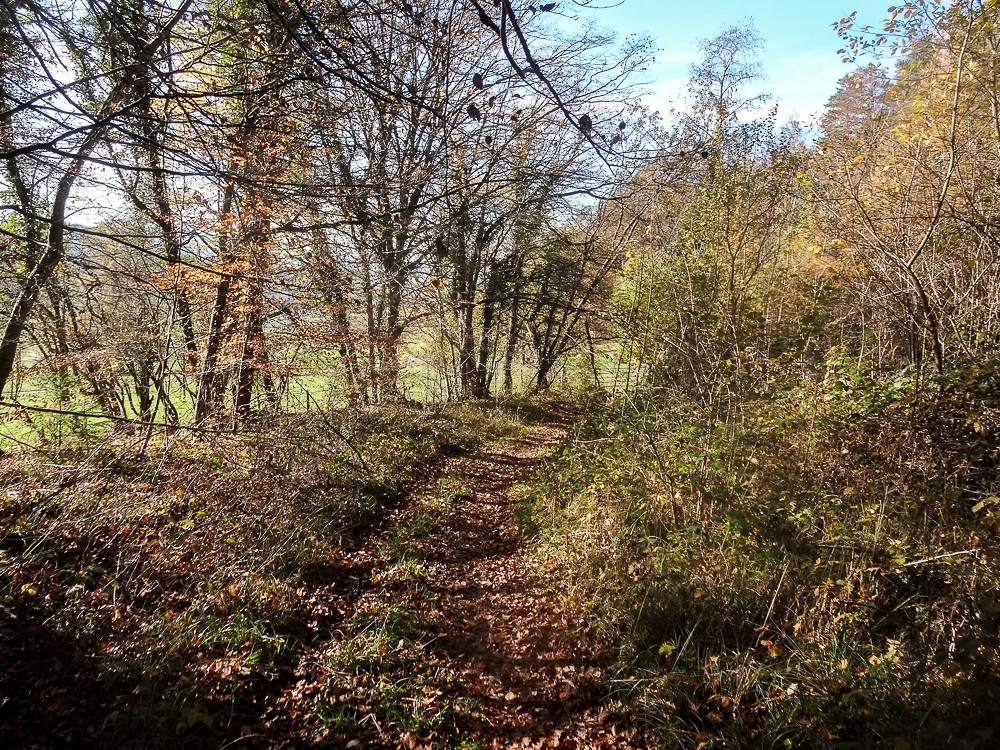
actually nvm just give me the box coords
[342,407,643,749]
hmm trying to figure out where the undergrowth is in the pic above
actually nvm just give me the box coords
[525,359,1000,749]
[0,401,518,748]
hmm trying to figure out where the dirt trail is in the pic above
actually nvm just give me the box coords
[376,415,643,749]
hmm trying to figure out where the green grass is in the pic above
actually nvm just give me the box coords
[314,597,460,739]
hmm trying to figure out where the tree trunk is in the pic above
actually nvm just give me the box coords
[474,268,502,398]
[381,261,407,400]
[332,285,366,406]
[535,358,554,391]
[502,295,521,394]
[0,136,98,399]
[195,181,237,422]
[234,303,263,423]
[143,112,200,368]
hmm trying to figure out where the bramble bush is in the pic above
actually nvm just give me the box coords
[527,356,1000,748]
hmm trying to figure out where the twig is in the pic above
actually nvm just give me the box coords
[902,549,980,568]
[0,400,234,435]
[760,559,790,634]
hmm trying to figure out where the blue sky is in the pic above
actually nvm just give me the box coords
[565,0,895,127]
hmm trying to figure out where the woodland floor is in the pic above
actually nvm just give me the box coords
[0,405,646,749]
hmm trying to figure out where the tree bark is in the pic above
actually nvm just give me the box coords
[195,181,237,422]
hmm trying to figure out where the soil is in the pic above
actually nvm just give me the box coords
[348,415,644,749]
